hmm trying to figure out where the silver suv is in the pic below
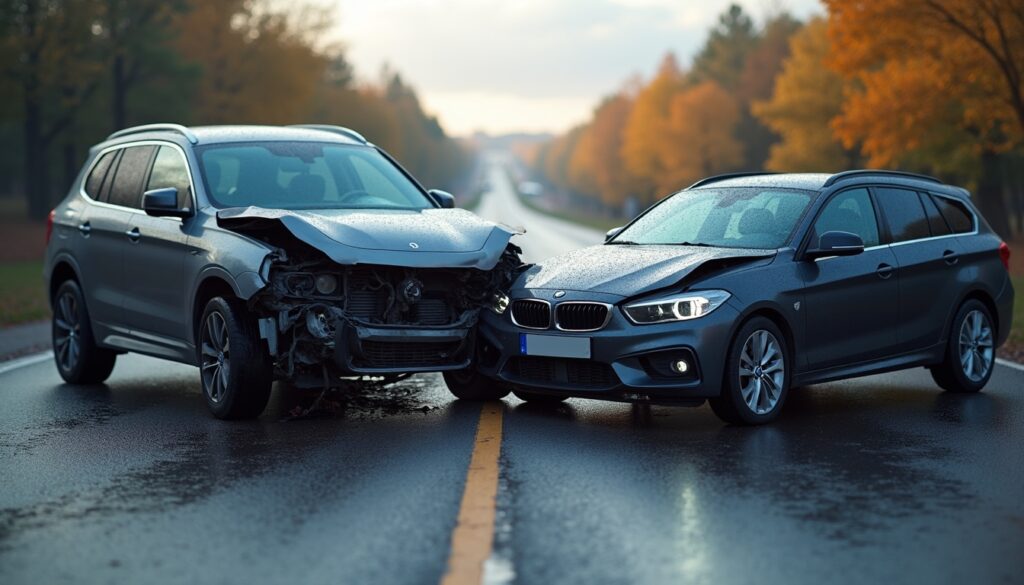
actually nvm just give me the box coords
[44,124,521,418]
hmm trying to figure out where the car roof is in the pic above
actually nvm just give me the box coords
[689,171,970,199]
[101,124,369,148]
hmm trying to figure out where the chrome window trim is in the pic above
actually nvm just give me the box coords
[510,298,552,330]
[79,139,198,221]
[554,301,613,332]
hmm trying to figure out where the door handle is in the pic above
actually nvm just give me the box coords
[77,222,91,236]
[125,227,141,242]
[876,263,895,279]
[942,250,959,265]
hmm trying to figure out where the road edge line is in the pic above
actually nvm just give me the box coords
[441,401,504,585]
[996,358,1024,373]
[0,350,54,375]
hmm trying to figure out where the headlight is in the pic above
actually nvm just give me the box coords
[314,273,338,295]
[489,292,510,315]
[623,290,731,324]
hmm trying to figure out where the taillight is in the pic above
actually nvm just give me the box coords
[999,241,1011,271]
[45,209,55,245]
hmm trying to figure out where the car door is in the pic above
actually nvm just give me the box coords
[76,149,133,338]
[121,144,194,359]
[874,187,965,352]
[799,187,901,370]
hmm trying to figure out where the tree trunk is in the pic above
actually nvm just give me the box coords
[975,150,1012,239]
[113,53,127,130]
[22,0,49,221]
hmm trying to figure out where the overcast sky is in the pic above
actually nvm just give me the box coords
[327,0,823,136]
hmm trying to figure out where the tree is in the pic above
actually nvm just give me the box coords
[664,81,744,187]
[621,53,685,201]
[691,4,757,91]
[753,18,853,172]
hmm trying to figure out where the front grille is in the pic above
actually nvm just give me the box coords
[510,299,551,329]
[504,356,619,390]
[411,298,450,326]
[346,290,381,319]
[357,340,463,368]
[556,303,610,331]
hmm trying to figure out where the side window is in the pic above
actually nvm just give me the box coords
[875,187,930,243]
[932,195,974,234]
[146,146,192,209]
[84,151,115,198]
[108,145,157,209]
[813,188,880,247]
[919,192,952,237]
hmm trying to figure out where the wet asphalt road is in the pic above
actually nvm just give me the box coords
[2,156,1023,585]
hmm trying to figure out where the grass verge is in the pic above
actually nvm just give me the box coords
[0,261,48,327]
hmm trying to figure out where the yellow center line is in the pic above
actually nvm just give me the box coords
[441,401,504,585]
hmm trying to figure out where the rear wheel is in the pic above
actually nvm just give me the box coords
[199,297,273,419]
[709,317,790,425]
[513,390,567,404]
[931,299,994,393]
[52,280,117,384]
[443,369,511,401]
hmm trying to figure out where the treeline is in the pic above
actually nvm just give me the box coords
[532,1,1024,237]
[0,0,470,220]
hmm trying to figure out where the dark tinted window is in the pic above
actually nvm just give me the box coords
[84,151,115,198]
[813,188,880,247]
[919,192,952,236]
[875,187,930,243]
[932,195,974,234]
[108,145,156,209]
[146,146,192,208]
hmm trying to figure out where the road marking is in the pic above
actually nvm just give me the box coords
[0,350,53,375]
[441,402,504,585]
[996,358,1024,373]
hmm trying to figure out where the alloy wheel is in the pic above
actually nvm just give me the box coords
[738,329,785,415]
[201,311,231,403]
[958,310,993,382]
[54,291,81,373]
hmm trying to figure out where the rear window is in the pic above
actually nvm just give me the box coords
[932,195,974,234]
[196,142,431,210]
[84,151,115,199]
[875,187,930,243]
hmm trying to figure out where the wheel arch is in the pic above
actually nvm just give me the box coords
[191,270,243,352]
[47,255,83,307]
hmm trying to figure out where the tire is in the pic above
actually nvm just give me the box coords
[199,297,273,419]
[443,369,511,401]
[709,317,790,425]
[930,299,995,394]
[52,280,117,384]
[513,390,567,404]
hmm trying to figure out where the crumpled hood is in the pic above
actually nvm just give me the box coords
[517,244,776,297]
[216,206,521,270]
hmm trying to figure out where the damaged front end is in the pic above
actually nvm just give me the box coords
[218,208,524,388]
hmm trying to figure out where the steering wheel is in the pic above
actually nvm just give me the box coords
[338,189,371,205]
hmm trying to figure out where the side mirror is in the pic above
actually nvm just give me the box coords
[605,226,624,242]
[142,187,191,218]
[428,189,456,209]
[806,231,864,260]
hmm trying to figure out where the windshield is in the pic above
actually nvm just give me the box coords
[196,142,432,210]
[612,187,814,249]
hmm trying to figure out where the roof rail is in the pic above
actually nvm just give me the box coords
[107,123,198,144]
[687,172,778,189]
[289,124,368,144]
[823,169,941,187]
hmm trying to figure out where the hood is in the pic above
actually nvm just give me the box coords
[517,244,776,298]
[216,206,521,270]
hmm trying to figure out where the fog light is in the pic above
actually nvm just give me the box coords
[671,360,689,374]
[315,274,338,295]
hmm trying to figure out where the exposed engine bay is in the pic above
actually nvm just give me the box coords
[249,240,523,388]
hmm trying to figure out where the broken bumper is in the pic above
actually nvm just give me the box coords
[334,320,474,374]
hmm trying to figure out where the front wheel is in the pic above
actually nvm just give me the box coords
[443,369,511,401]
[52,280,117,384]
[709,317,790,425]
[930,299,995,393]
[199,297,273,419]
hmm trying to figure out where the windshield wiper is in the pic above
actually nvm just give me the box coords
[674,241,715,247]
[607,240,640,245]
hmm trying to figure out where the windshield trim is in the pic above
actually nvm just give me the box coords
[608,186,818,250]
[194,141,437,211]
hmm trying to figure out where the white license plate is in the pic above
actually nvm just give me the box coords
[519,334,591,359]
